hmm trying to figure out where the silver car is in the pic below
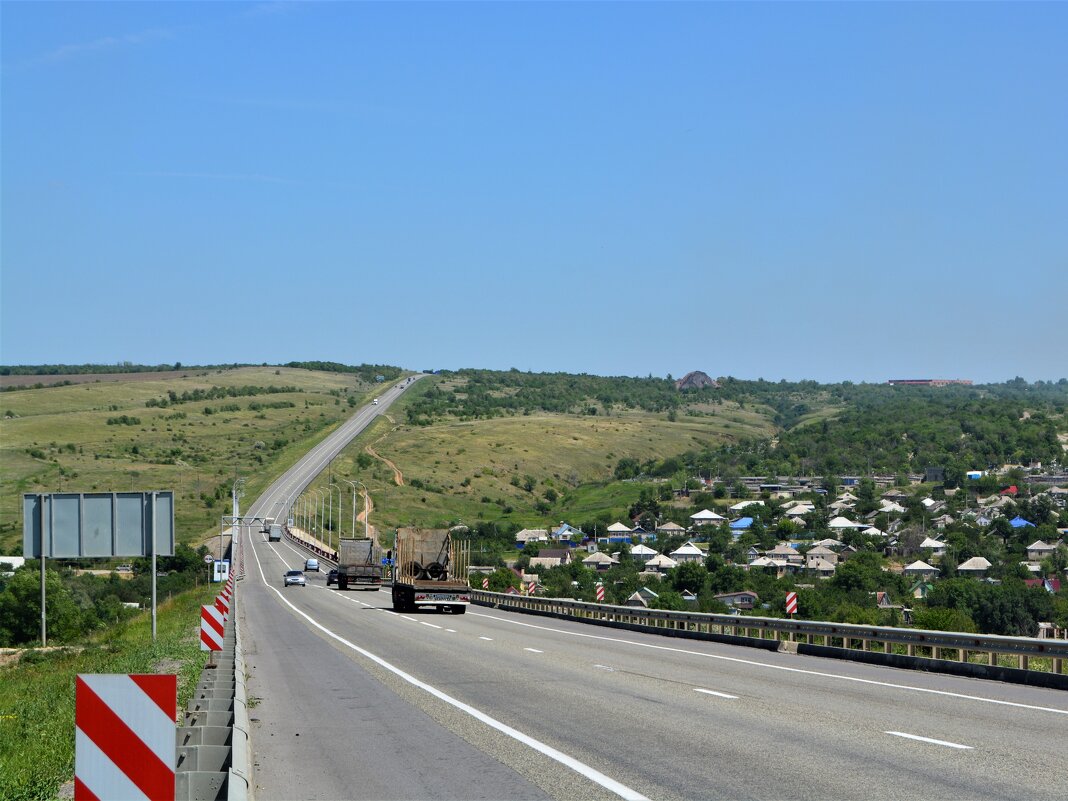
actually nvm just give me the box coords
[283,569,306,587]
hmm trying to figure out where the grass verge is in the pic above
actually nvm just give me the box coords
[0,580,219,801]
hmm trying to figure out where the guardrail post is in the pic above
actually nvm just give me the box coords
[1054,658,1063,674]
[958,648,966,663]
[1020,654,1028,670]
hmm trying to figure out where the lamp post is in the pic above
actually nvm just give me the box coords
[312,488,325,538]
[328,483,341,550]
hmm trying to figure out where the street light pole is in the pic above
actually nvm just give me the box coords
[328,483,341,550]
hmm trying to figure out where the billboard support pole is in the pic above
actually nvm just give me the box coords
[41,493,48,646]
[40,552,47,647]
[151,492,158,641]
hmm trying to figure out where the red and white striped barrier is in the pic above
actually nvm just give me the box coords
[75,674,176,801]
[595,584,605,602]
[200,604,225,651]
[482,577,489,590]
[527,581,536,595]
[786,591,798,615]
[214,593,230,621]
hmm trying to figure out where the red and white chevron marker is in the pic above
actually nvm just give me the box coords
[482,577,489,590]
[527,581,536,595]
[595,583,605,602]
[200,604,225,651]
[75,674,176,801]
[214,593,230,621]
[786,591,798,615]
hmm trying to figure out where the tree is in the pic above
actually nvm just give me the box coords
[672,561,708,595]
[0,567,88,646]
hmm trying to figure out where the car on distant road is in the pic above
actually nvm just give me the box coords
[372,398,379,405]
[283,570,306,587]
[305,558,319,572]
[327,568,338,586]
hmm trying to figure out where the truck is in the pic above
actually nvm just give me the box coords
[390,528,470,613]
[261,517,275,534]
[268,523,283,542]
[335,538,382,590]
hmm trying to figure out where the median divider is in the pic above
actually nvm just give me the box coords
[472,590,1068,690]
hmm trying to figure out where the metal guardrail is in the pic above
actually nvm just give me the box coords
[176,534,250,800]
[472,591,1068,688]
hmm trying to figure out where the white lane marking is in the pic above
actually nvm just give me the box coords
[401,616,417,622]
[524,648,544,654]
[479,636,494,641]
[594,664,615,672]
[695,688,738,700]
[885,731,973,750]
[249,539,648,801]
[471,612,1068,717]
[421,622,443,629]
[446,629,457,633]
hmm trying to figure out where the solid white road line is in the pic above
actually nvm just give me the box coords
[445,629,457,633]
[479,636,494,641]
[525,648,544,654]
[885,731,973,750]
[694,688,738,700]
[249,538,648,801]
[473,612,1068,717]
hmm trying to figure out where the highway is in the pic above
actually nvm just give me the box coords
[239,389,1068,800]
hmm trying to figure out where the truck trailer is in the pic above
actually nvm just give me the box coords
[336,538,382,590]
[268,523,283,542]
[390,528,470,613]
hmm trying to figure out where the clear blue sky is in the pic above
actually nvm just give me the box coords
[2,2,1065,383]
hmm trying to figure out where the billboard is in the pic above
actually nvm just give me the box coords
[23,492,174,558]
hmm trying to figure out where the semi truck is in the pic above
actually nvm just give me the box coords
[261,517,275,534]
[268,523,283,542]
[390,528,470,613]
[335,538,382,590]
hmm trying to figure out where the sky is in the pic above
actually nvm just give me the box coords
[2,1,1066,384]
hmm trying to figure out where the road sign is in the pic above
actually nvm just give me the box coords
[203,554,213,564]
[595,583,605,602]
[200,604,225,651]
[24,491,174,558]
[75,673,176,801]
[786,591,798,615]
[214,594,230,621]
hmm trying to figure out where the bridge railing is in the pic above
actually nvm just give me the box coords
[471,590,1068,688]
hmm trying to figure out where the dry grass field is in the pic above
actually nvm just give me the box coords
[0,367,382,552]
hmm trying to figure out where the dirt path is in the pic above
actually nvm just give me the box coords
[354,488,377,541]
[366,446,404,486]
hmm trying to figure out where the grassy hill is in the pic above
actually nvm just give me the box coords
[0,366,391,553]
[310,375,779,532]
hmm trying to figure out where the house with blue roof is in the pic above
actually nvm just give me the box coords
[1010,516,1036,528]
[729,517,753,538]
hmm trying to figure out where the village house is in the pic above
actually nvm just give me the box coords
[669,541,705,564]
[1026,540,1058,561]
[714,590,759,610]
[957,556,992,577]
[690,509,726,526]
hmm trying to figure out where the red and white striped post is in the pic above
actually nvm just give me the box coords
[200,604,225,652]
[214,593,230,621]
[785,591,798,616]
[482,577,489,590]
[527,581,536,595]
[595,583,605,602]
[75,674,176,801]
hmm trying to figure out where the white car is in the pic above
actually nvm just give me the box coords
[305,558,319,572]
[372,398,379,405]
[284,570,306,587]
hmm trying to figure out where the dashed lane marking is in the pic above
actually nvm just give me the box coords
[885,731,973,750]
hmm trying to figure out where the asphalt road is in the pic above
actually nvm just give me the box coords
[239,387,1068,800]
